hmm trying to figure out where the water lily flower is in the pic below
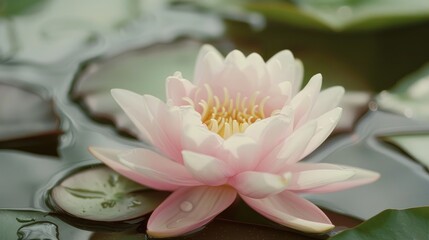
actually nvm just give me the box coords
[89,45,380,238]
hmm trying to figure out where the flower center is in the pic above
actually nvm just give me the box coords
[184,84,269,139]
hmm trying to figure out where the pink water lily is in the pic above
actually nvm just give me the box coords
[89,45,379,238]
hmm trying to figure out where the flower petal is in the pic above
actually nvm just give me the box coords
[285,163,380,193]
[257,121,317,172]
[292,59,304,95]
[166,73,196,106]
[231,171,291,199]
[89,147,182,191]
[118,148,201,188]
[286,168,355,191]
[243,113,293,157]
[182,151,232,186]
[222,134,259,172]
[147,186,237,238]
[309,86,345,119]
[181,125,223,156]
[242,191,333,233]
[194,45,224,86]
[301,107,342,159]
[288,74,322,128]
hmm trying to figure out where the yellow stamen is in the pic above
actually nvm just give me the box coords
[185,85,270,139]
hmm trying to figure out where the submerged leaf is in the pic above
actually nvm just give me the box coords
[51,165,168,222]
[381,133,429,169]
[329,207,429,240]
[244,0,429,31]
[377,63,429,120]
[72,40,202,137]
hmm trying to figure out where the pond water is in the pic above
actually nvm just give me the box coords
[1,1,429,239]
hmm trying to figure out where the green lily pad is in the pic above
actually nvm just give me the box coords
[72,40,202,137]
[377,63,429,120]
[0,209,92,239]
[241,0,429,32]
[381,133,429,170]
[329,207,429,240]
[51,165,168,222]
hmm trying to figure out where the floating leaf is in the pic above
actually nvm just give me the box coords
[381,133,429,169]
[0,82,60,155]
[0,0,147,63]
[329,207,429,240]
[241,0,429,32]
[72,40,202,137]
[377,63,429,120]
[51,165,169,222]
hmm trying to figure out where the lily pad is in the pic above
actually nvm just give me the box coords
[0,82,61,155]
[381,133,429,170]
[51,165,168,222]
[329,207,429,240]
[72,40,202,137]
[242,0,429,32]
[0,0,147,64]
[377,63,429,120]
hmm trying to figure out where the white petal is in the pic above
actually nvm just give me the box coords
[286,163,380,193]
[242,191,333,233]
[223,135,259,172]
[148,186,237,238]
[309,86,345,119]
[166,75,196,106]
[289,74,322,128]
[301,107,342,159]
[181,125,223,156]
[89,147,185,191]
[231,171,291,199]
[287,169,355,191]
[118,148,201,187]
[292,59,304,95]
[194,45,224,85]
[258,121,316,172]
[183,151,232,186]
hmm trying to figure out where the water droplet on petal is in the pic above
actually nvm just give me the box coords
[180,201,193,212]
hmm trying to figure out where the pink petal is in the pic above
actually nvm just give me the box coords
[222,135,259,172]
[89,147,183,191]
[194,46,224,86]
[182,151,232,186]
[289,74,322,128]
[147,186,237,238]
[301,107,342,159]
[284,163,380,193]
[309,86,345,119]
[111,89,201,162]
[166,73,197,106]
[292,60,304,95]
[181,125,223,156]
[230,171,291,199]
[266,50,295,85]
[243,113,293,158]
[242,191,333,233]
[110,89,155,144]
[118,148,201,188]
[257,121,316,172]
